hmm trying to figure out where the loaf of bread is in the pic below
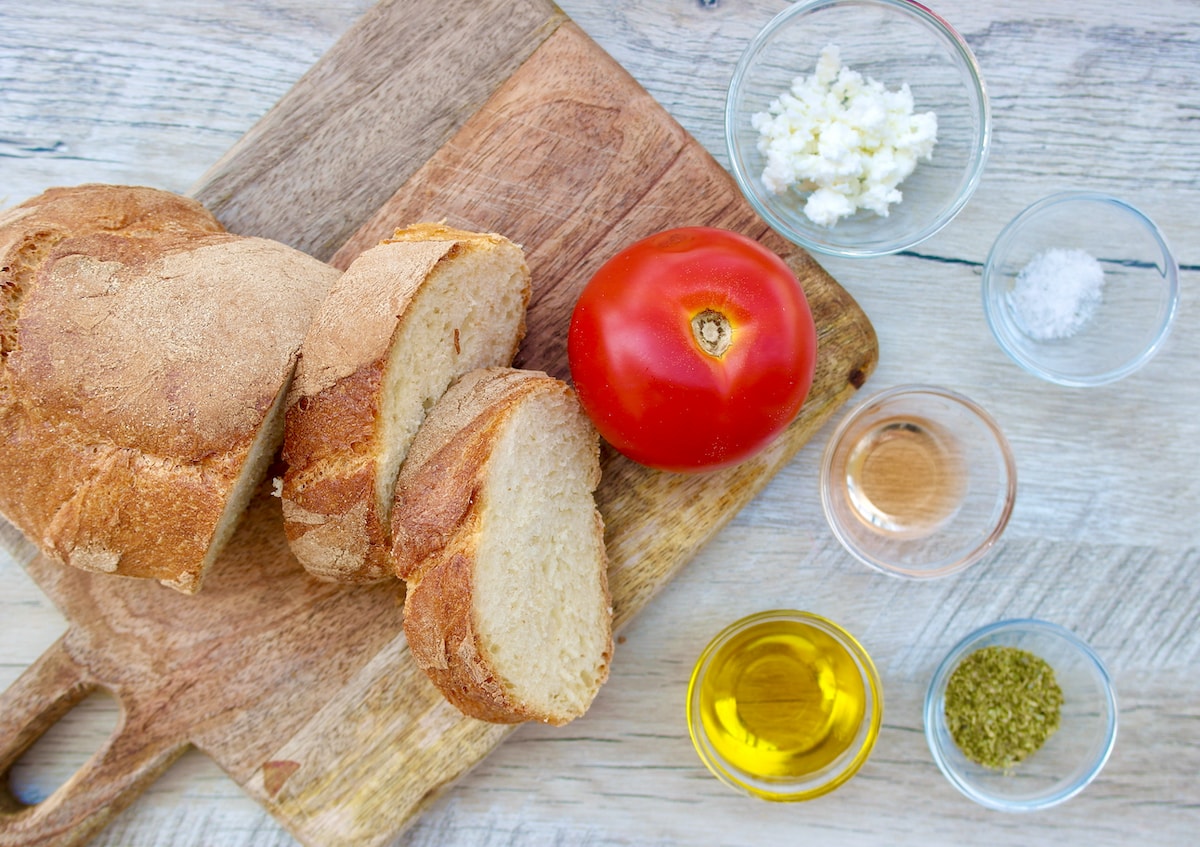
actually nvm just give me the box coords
[279,223,531,584]
[392,367,612,725]
[0,184,340,592]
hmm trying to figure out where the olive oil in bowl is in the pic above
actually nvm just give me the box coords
[687,611,882,801]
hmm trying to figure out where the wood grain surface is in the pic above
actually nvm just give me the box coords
[194,0,568,261]
[0,3,875,846]
[2,1,1198,846]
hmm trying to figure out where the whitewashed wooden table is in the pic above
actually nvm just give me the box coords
[1,1,1197,845]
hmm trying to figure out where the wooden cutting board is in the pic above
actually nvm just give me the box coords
[0,1,878,846]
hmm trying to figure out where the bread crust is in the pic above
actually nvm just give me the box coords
[280,223,530,585]
[391,369,536,576]
[0,185,339,592]
[393,368,611,725]
[1,183,224,357]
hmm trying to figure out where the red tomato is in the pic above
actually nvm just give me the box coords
[567,226,817,473]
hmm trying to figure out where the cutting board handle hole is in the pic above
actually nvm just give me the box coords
[3,687,120,808]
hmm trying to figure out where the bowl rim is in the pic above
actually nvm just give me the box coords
[685,609,884,801]
[819,383,1017,579]
[724,0,992,258]
[923,617,1119,812]
[981,190,1181,387]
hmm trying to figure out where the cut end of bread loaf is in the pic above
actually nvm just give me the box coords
[396,368,611,726]
[167,369,296,594]
[281,223,530,585]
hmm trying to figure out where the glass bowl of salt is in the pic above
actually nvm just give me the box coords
[982,192,1179,387]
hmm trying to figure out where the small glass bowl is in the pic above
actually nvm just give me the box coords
[686,610,883,802]
[820,385,1016,579]
[924,619,1118,811]
[726,0,990,257]
[982,192,1179,387]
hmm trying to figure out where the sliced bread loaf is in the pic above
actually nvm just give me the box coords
[0,184,340,592]
[280,223,531,584]
[392,367,612,726]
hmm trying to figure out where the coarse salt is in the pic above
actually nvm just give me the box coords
[1007,248,1105,340]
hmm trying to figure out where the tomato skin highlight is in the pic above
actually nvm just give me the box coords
[567,227,818,473]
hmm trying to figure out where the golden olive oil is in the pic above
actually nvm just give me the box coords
[696,617,870,783]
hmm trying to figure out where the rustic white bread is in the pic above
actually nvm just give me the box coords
[280,222,531,584]
[392,367,611,726]
[0,184,340,592]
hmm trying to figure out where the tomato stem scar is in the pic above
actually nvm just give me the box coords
[692,309,732,358]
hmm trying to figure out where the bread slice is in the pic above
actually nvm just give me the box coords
[280,223,531,584]
[392,367,612,726]
[0,185,340,592]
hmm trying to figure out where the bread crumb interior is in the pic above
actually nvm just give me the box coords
[375,248,527,529]
[473,389,608,720]
[187,366,294,591]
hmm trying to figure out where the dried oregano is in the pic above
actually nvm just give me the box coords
[944,645,1064,770]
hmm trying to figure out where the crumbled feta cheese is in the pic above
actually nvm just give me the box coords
[751,44,939,227]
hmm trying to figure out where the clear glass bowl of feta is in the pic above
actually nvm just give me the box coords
[726,0,990,258]
[982,192,1180,387]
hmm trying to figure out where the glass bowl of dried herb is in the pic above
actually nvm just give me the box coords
[923,618,1118,811]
